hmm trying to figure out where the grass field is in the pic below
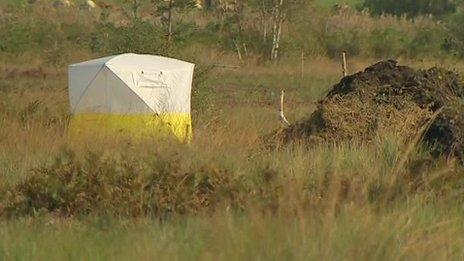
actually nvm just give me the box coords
[2,0,464,259]
[2,206,464,260]
[2,54,464,260]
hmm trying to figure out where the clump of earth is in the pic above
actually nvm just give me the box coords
[273,60,464,161]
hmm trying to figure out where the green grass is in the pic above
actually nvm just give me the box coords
[1,202,464,260]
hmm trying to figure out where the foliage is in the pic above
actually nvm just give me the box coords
[153,0,197,18]
[90,20,172,56]
[3,150,241,218]
[443,10,464,57]
[0,0,462,61]
[191,64,215,117]
[363,0,457,17]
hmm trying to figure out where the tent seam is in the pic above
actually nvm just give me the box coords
[106,65,156,114]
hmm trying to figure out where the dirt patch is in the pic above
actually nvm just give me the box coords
[272,60,464,161]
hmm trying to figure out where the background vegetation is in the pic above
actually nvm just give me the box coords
[1,0,464,63]
[2,0,464,260]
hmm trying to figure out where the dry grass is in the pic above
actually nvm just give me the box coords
[2,1,464,259]
[2,47,464,259]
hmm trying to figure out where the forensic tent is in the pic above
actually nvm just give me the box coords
[68,53,195,141]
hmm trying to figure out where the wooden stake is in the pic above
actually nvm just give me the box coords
[301,50,304,80]
[342,51,348,77]
[243,43,248,57]
[234,40,243,62]
[279,90,290,126]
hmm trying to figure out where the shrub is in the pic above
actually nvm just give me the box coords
[443,11,464,57]
[90,21,172,56]
[363,0,457,17]
[325,29,366,58]
[407,26,446,58]
[0,2,95,63]
[0,21,33,53]
[312,7,449,59]
[3,150,241,218]
[191,64,215,117]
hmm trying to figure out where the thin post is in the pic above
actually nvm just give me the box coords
[243,43,248,57]
[167,0,173,42]
[300,50,304,80]
[279,90,290,126]
[234,40,243,62]
[341,51,348,77]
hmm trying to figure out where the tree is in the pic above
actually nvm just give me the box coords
[208,0,309,61]
[113,0,150,20]
[213,0,246,61]
[153,0,196,41]
[131,0,142,19]
[249,0,309,60]
[270,0,284,60]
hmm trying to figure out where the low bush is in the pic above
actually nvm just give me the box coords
[3,150,242,218]
[3,141,464,219]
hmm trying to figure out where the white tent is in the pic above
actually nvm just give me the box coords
[68,53,195,140]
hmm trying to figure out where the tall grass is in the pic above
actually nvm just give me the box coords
[0,137,463,259]
[1,203,464,260]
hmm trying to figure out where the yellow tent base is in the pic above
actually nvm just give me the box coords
[68,113,192,143]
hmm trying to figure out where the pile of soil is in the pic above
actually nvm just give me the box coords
[273,60,464,161]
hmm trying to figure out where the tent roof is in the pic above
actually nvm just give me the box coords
[68,53,195,115]
[69,55,118,68]
[69,53,194,72]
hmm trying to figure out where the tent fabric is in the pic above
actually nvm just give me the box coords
[68,53,195,141]
[68,113,192,142]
